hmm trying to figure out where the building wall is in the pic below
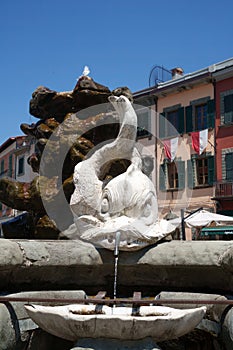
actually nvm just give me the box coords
[215,76,233,180]
[15,143,36,183]
[0,142,17,179]
[0,136,36,220]
[156,83,215,217]
[157,84,214,113]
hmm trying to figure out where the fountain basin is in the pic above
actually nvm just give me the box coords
[25,303,206,342]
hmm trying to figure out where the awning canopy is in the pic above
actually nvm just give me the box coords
[201,226,233,236]
[185,210,233,228]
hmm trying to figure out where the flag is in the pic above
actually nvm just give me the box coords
[163,137,178,161]
[191,129,208,155]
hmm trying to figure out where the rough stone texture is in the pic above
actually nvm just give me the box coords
[0,240,233,294]
[0,239,23,267]
[222,307,233,350]
[157,292,228,322]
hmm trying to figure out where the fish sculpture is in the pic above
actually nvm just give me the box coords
[67,95,176,250]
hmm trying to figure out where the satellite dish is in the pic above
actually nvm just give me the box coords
[149,65,172,87]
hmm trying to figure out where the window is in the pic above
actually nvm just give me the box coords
[187,155,214,188]
[159,160,185,191]
[136,107,151,138]
[194,104,207,130]
[221,91,233,125]
[167,162,179,189]
[8,154,13,178]
[167,110,179,136]
[221,149,233,181]
[0,160,4,175]
[185,98,215,132]
[159,106,184,138]
[196,158,208,186]
[18,156,25,176]
[225,153,233,181]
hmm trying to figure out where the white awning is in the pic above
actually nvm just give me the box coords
[185,210,233,228]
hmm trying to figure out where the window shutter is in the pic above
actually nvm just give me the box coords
[0,160,4,175]
[176,160,185,189]
[207,99,215,129]
[225,153,233,181]
[185,105,193,133]
[178,107,184,134]
[137,109,150,137]
[159,113,165,139]
[8,155,13,177]
[159,163,166,191]
[207,156,215,185]
[187,159,194,188]
[224,94,233,113]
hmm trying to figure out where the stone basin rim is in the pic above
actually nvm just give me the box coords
[24,303,206,342]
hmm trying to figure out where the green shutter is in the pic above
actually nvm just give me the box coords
[0,160,4,175]
[207,99,215,129]
[159,163,166,191]
[225,153,233,181]
[159,113,165,139]
[176,160,185,189]
[178,107,184,134]
[8,155,13,177]
[207,156,215,185]
[187,159,194,188]
[185,105,193,133]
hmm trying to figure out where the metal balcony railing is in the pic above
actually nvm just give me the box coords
[215,180,233,198]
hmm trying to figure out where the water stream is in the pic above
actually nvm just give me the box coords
[113,256,119,300]
[113,231,121,300]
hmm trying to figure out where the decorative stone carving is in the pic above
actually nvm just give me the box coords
[68,95,175,250]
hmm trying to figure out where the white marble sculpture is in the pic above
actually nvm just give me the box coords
[67,95,176,250]
[25,303,206,342]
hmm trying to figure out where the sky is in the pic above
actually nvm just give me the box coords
[0,0,233,145]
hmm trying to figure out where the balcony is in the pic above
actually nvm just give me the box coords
[214,180,233,198]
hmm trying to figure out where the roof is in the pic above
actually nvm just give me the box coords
[0,136,24,153]
[133,57,233,99]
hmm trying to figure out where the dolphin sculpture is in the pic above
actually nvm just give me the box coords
[67,95,176,250]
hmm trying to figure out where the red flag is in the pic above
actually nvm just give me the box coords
[191,129,208,155]
[163,137,178,161]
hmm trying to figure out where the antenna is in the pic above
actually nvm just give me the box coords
[149,65,172,87]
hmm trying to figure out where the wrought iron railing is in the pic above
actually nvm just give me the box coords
[215,180,233,197]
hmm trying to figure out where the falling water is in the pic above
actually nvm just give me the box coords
[113,255,119,300]
[113,231,121,300]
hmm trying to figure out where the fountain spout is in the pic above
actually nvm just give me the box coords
[114,231,121,257]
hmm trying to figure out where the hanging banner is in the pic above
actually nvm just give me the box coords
[163,137,178,161]
[191,129,208,155]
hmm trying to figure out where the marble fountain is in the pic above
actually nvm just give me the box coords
[0,68,233,349]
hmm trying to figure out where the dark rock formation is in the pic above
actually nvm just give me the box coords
[0,74,133,239]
